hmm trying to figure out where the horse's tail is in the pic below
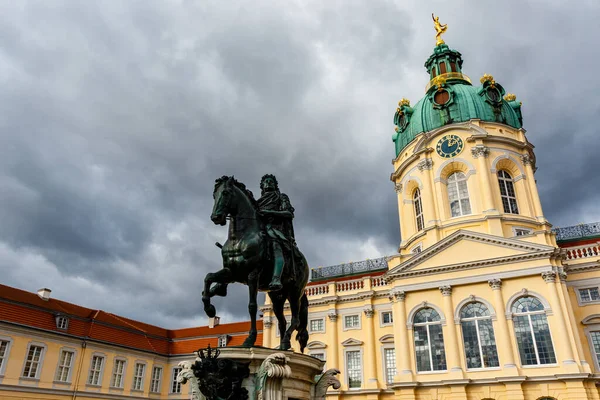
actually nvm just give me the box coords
[296,293,309,353]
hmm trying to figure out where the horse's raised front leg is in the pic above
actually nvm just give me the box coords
[242,270,259,347]
[202,269,232,318]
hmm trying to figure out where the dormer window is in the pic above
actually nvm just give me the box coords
[218,335,229,347]
[55,315,69,330]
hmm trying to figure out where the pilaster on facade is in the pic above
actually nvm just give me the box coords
[488,278,502,290]
[439,285,452,296]
[327,311,338,323]
[417,158,433,171]
[470,145,490,158]
[541,271,557,283]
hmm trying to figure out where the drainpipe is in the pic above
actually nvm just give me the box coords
[72,340,87,400]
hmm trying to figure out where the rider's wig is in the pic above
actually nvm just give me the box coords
[260,174,279,192]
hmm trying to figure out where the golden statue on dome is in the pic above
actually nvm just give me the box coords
[432,13,447,46]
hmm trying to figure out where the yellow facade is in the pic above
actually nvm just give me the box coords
[0,323,199,399]
[262,121,600,399]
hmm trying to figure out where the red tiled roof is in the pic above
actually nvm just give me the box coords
[0,283,262,355]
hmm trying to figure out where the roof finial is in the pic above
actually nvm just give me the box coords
[432,13,447,46]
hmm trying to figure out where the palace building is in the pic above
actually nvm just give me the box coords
[0,283,263,399]
[3,19,600,400]
[259,26,600,400]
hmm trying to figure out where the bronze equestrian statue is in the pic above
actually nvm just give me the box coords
[203,175,310,352]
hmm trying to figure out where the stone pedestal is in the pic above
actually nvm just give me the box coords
[178,346,340,400]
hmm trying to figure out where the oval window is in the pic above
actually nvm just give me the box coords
[434,90,450,105]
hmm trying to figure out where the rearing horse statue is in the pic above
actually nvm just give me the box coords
[203,176,310,352]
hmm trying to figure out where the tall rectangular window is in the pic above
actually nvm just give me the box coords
[0,340,9,372]
[55,350,75,382]
[132,362,145,391]
[111,359,126,388]
[344,315,360,329]
[88,355,104,385]
[310,319,324,332]
[384,348,396,384]
[22,345,44,378]
[150,366,162,393]
[346,351,362,389]
[580,287,600,303]
[171,367,182,393]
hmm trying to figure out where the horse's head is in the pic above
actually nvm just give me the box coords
[211,176,234,226]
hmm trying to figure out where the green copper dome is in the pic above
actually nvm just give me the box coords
[392,44,523,157]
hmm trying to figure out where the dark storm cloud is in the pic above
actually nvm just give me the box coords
[0,0,597,327]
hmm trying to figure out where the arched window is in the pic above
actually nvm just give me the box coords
[460,302,499,369]
[511,296,556,366]
[447,172,471,217]
[413,189,424,232]
[413,308,446,372]
[498,170,519,214]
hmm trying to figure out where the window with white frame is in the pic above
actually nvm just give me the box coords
[447,172,471,217]
[344,315,360,329]
[150,366,162,393]
[132,362,145,391]
[171,367,182,393]
[497,170,519,214]
[87,355,104,385]
[22,344,44,378]
[0,340,10,373]
[218,335,228,347]
[511,296,556,366]
[413,308,447,372]
[55,315,69,330]
[55,349,75,382]
[414,188,424,231]
[579,287,600,303]
[310,319,325,332]
[514,227,533,236]
[381,311,393,326]
[345,350,362,389]
[383,348,396,384]
[111,359,126,388]
[411,244,423,254]
[311,352,325,361]
[460,302,499,369]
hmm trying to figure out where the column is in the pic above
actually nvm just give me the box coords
[390,290,413,382]
[541,271,578,372]
[263,317,272,348]
[521,154,545,220]
[326,310,339,376]
[439,285,463,377]
[471,145,496,213]
[488,279,518,374]
[363,306,379,389]
[558,271,590,372]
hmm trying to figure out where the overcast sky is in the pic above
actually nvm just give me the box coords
[1,0,598,328]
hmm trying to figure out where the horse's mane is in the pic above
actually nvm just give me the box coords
[214,176,258,208]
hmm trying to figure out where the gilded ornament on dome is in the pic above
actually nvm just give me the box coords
[432,75,446,90]
[480,73,496,87]
[398,98,411,107]
[432,14,448,46]
[504,93,517,101]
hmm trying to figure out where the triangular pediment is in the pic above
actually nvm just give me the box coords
[389,230,555,276]
[341,338,363,347]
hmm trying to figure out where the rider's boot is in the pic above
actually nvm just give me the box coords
[269,258,284,291]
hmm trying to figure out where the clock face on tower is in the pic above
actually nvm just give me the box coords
[436,134,464,158]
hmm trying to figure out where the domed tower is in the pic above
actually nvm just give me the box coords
[391,19,552,256]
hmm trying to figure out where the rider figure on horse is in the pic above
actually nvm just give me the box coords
[257,174,297,291]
